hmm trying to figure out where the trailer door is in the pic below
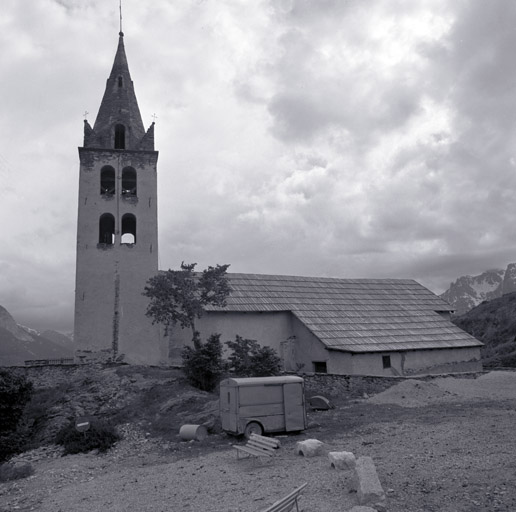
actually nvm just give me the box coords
[283,383,305,431]
[220,385,238,432]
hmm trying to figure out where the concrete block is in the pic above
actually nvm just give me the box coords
[355,456,385,506]
[328,451,356,469]
[295,439,325,457]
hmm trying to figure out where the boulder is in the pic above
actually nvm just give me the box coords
[328,451,356,469]
[295,439,325,457]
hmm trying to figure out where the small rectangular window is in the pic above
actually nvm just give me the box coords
[382,355,391,369]
[313,361,327,373]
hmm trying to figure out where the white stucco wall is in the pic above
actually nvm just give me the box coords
[402,346,482,375]
[290,315,334,373]
[328,346,482,376]
[167,311,293,365]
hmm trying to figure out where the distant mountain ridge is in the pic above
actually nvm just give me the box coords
[440,263,516,315]
[0,305,74,366]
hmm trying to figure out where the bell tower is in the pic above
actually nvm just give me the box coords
[74,32,164,364]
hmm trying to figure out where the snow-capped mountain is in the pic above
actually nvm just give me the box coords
[0,305,74,366]
[18,324,40,337]
[0,306,34,342]
[440,263,516,315]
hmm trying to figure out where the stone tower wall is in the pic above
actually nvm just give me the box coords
[74,148,165,365]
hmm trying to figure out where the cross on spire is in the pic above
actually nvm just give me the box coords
[119,0,123,35]
[151,113,158,123]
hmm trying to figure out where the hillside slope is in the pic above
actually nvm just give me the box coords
[452,292,516,367]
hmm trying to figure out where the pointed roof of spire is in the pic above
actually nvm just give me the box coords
[91,32,146,149]
[108,32,130,81]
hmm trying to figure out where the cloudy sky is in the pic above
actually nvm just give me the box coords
[2,0,516,333]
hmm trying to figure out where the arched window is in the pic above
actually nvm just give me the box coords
[114,124,125,149]
[121,214,136,244]
[121,167,137,196]
[99,213,115,245]
[118,76,123,87]
[100,166,116,195]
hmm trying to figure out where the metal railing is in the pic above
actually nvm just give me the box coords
[24,358,75,367]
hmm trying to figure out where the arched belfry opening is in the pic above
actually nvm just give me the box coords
[114,124,126,149]
[99,213,115,244]
[122,167,137,196]
[121,213,136,244]
[100,166,116,195]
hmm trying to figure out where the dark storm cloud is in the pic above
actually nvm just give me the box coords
[2,0,516,331]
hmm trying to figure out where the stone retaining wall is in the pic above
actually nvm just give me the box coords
[9,364,483,397]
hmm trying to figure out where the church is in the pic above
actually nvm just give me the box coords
[74,32,483,376]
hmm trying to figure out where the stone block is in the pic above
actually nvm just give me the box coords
[328,451,356,469]
[295,439,325,457]
[348,507,378,512]
[355,456,385,506]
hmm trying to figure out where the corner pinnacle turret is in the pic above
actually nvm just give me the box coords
[83,32,153,151]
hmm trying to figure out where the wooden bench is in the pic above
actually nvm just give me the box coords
[233,433,281,459]
[259,483,308,512]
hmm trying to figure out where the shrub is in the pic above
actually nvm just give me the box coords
[225,336,282,377]
[181,332,226,392]
[248,345,283,377]
[55,420,120,455]
[0,370,33,435]
[0,432,29,464]
[0,370,34,462]
[0,462,34,482]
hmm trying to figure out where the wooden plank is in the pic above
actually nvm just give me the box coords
[249,434,280,448]
[247,442,276,454]
[234,434,281,459]
[233,445,273,458]
[248,438,278,449]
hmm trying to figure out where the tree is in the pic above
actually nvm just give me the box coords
[182,333,226,391]
[225,336,282,377]
[143,262,231,335]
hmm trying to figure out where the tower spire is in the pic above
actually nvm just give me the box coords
[88,32,146,150]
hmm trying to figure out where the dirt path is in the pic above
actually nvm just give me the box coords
[2,371,516,512]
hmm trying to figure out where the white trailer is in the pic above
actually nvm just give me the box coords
[219,376,307,437]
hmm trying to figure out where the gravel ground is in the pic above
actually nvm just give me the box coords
[2,371,516,512]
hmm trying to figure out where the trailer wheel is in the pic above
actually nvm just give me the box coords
[244,421,263,438]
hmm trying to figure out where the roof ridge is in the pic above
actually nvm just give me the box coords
[226,272,417,283]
